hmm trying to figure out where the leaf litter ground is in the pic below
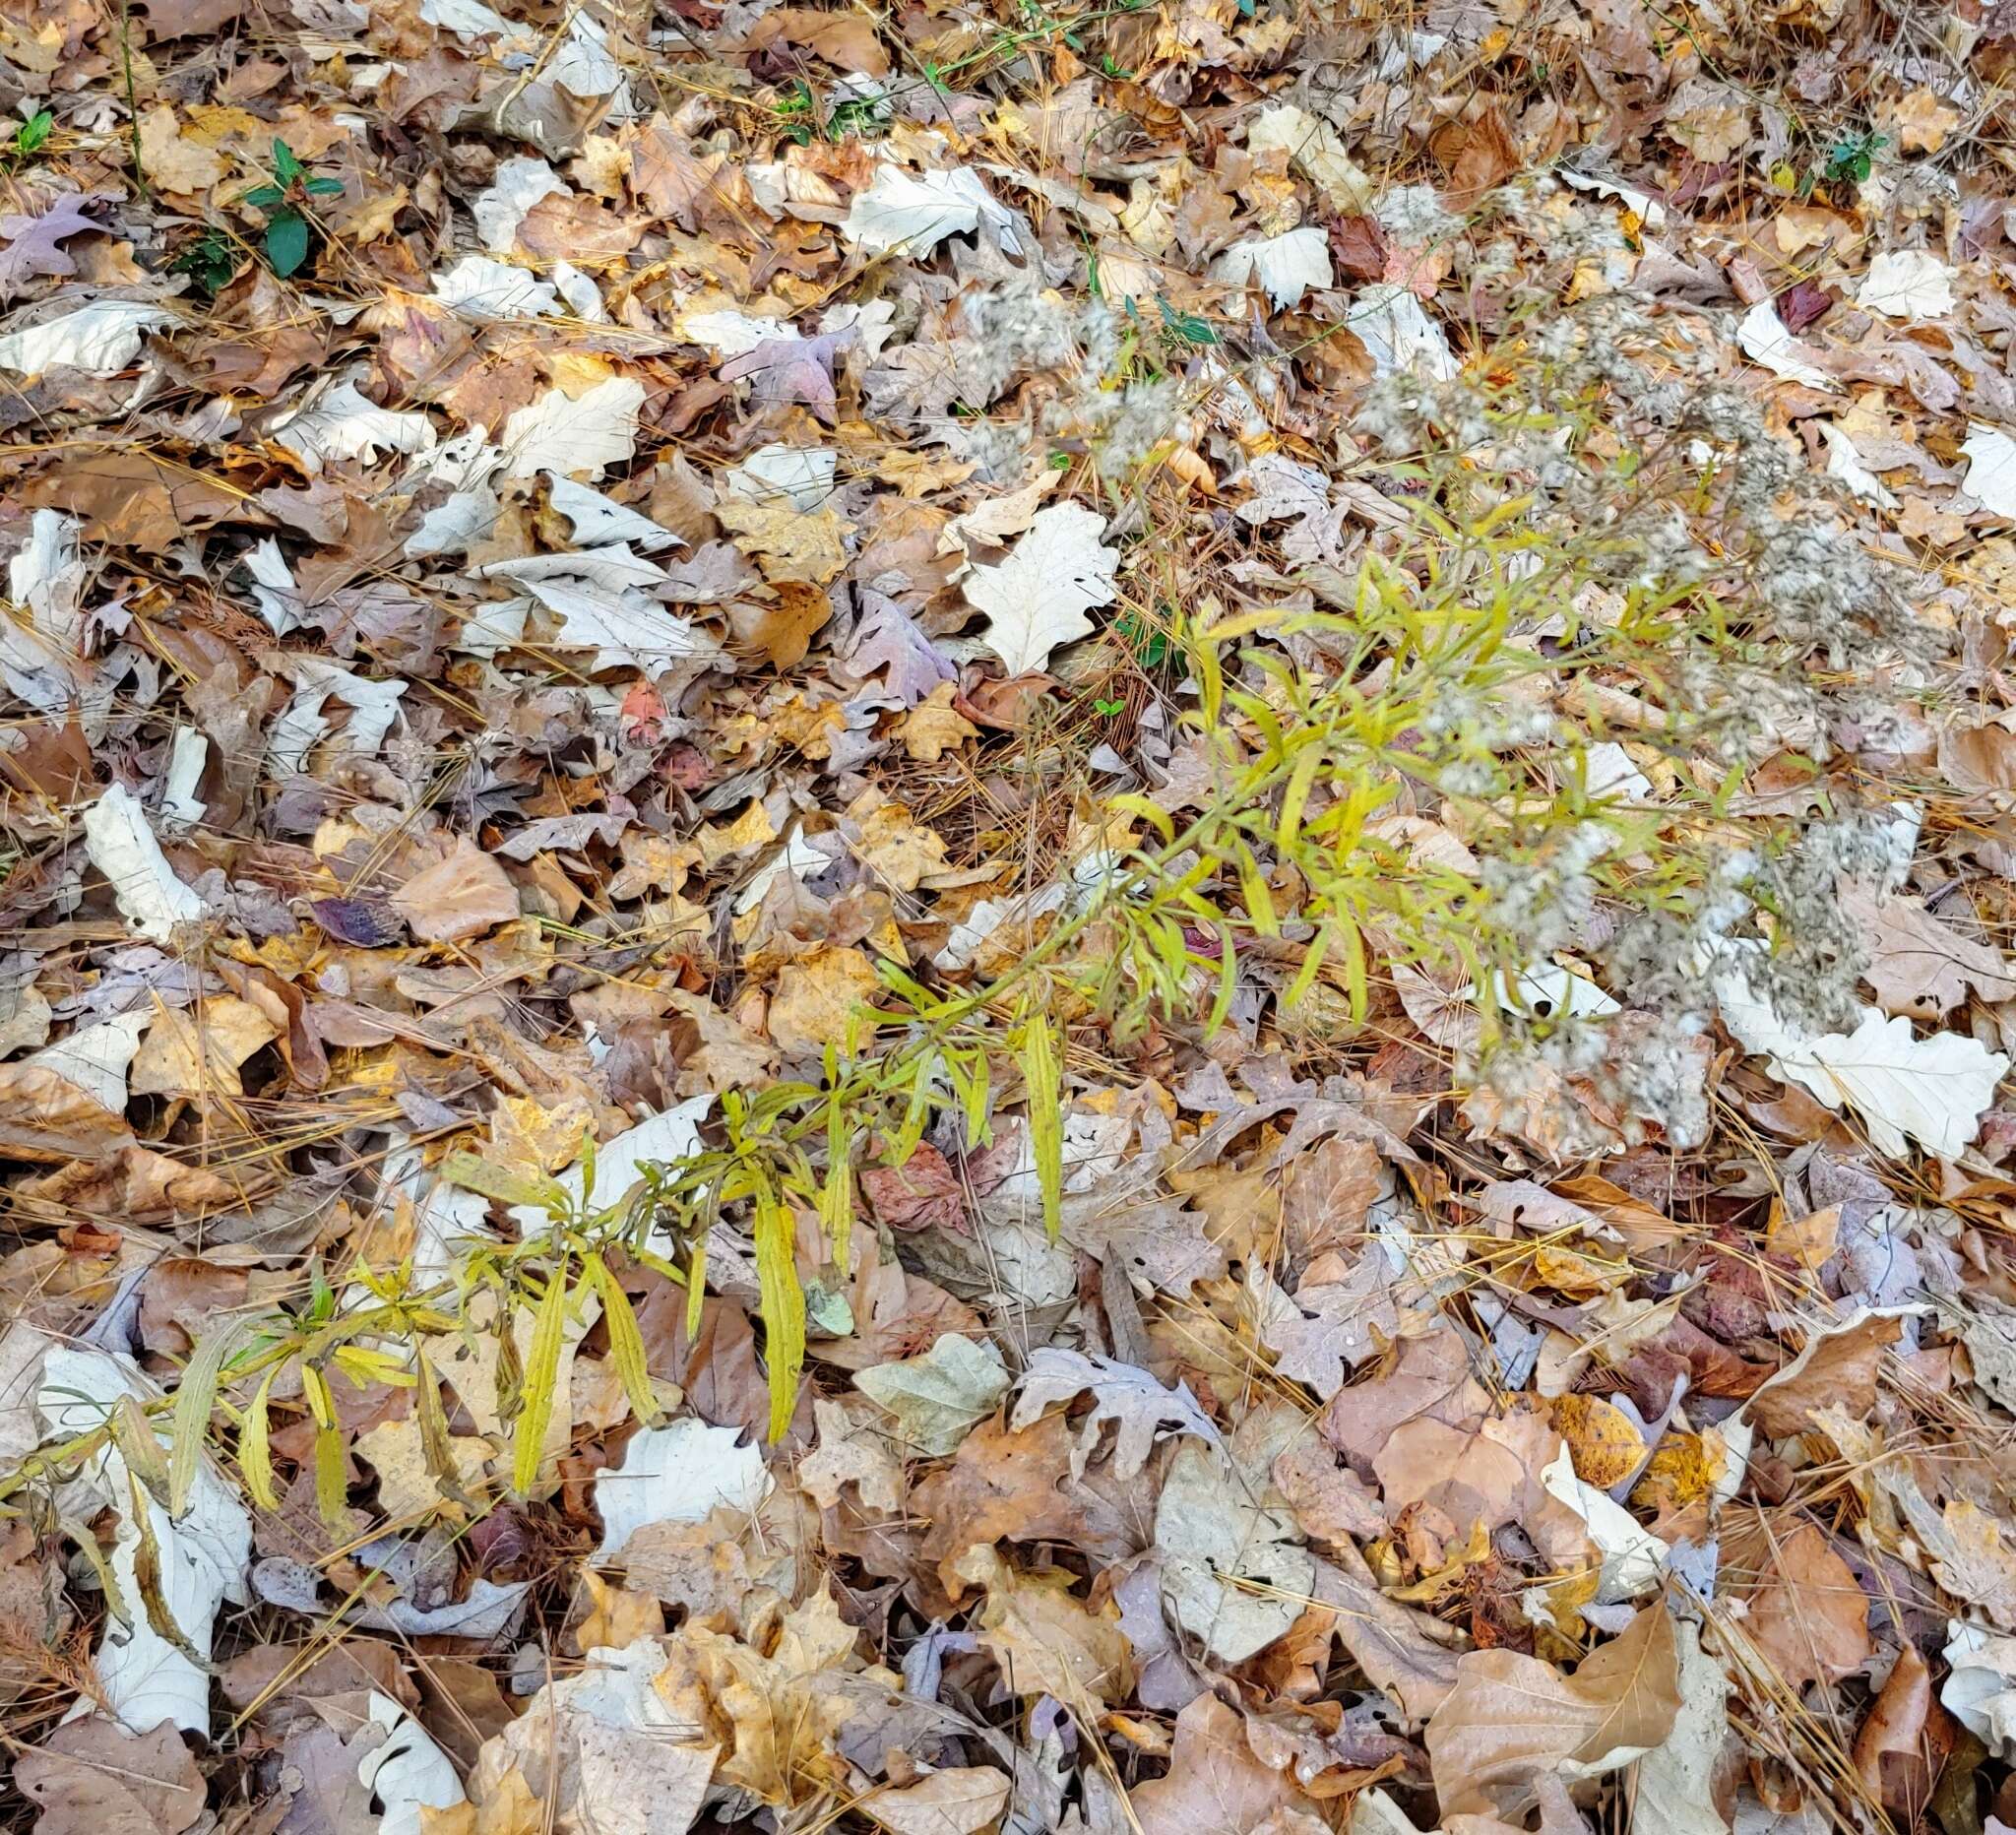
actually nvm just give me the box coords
[5,4,2016,1835]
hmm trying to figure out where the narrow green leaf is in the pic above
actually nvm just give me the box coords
[1021,1012,1062,1240]
[586,1252,661,1428]
[512,1268,569,1496]
[169,1321,246,1518]
[239,1367,281,1512]
[753,1183,804,1443]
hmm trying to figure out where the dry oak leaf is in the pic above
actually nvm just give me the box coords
[715,499,851,587]
[392,839,521,943]
[1741,1306,1910,1439]
[1128,1691,1312,1835]
[963,501,1118,677]
[899,683,979,762]
[1837,884,2016,1019]
[799,1397,904,1513]
[1424,1601,1682,1820]
[128,996,281,1101]
[953,1542,1134,1705]
[861,1770,1011,1835]
[16,1146,246,1223]
[1853,1640,1934,1812]
[767,946,881,1056]
[1730,1522,1871,1691]
[16,1716,210,1835]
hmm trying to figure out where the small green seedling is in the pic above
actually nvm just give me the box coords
[244,138,343,278]
[1092,696,1125,718]
[1823,130,1885,188]
[171,224,240,295]
[11,110,52,160]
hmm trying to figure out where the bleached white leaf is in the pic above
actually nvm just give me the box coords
[515,577,715,673]
[500,375,645,479]
[0,299,172,378]
[83,784,205,943]
[592,1416,771,1559]
[1633,1619,1732,1835]
[547,10,626,100]
[1962,422,2016,518]
[7,509,86,649]
[1714,949,2008,1160]
[0,508,89,711]
[1244,104,1374,212]
[1213,226,1333,309]
[1820,420,1898,509]
[724,442,837,512]
[1539,1444,1669,1601]
[820,296,895,359]
[244,538,307,636]
[1156,1440,1315,1663]
[1735,302,1836,390]
[407,484,502,559]
[32,1010,150,1113]
[430,255,560,318]
[158,728,209,828]
[473,156,566,252]
[481,543,668,594]
[964,501,1118,676]
[732,829,826,916]
[1349,282,1458,378]
[1557,165,1669,227]
[267,660,407,777]
[675,305,798,356]
[1010,1347,1221,1480]
[360,1692,466,1835]
[1858,248,1956,321]
[1586,740,1654,801]
[549,261,607,322]
[37,1344,251,1738]
[272,379,438,473]
[547,475,680,550]
[842,163,1021,257]
[1943,1618,2016,1756]
[1467,964,1620,1022]
[419,0,514,39]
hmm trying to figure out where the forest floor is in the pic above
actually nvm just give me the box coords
[4,2,2016,1834]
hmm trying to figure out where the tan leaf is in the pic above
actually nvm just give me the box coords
[16,1718,210,1835]
[767,945,881,1055]
[1728,1521,1871,1691]
[1837,884,2016,1019]
[724,580,833,667]
[861,1769,1012,1835]
[716,499,851,585]
[138,106,223,194]
[1424,1602,1682,1819]
[953,1542,1133,1705]
[1853,1641,1933,1811]
[1743,1308,1906,1438]
[392,838,522,943]
[799,1397,904,1513]
[1127,1692,1308,1835]
[128,996,281,1100]
[899,682,978,762]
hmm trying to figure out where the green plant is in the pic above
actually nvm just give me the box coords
[8,110,52,162]
[171,225,241,295]
[243,138,343,279]
[1823,129,1885,187]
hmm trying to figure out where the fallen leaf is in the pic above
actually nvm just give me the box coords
[963,502,1119,676]
[1424,1602,1681,1819]
[391,839,520,943]
[855,1332,1009,1457]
